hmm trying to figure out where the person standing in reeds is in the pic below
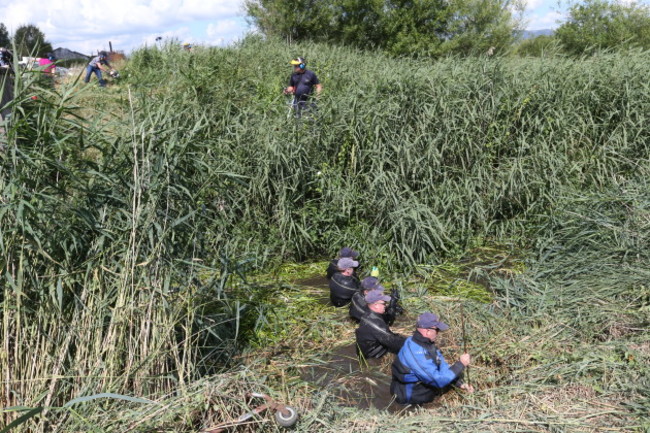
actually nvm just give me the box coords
[0,47,14,122]
[326,246,360,279]
[355,290,406,359]
[391,312,474,404]
[329,257,360,307]
[84,51,112,87]
[283,57,321,119]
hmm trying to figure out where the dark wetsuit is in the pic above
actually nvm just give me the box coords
[329,273,359,307]
[349,291,369,321]
[355,311,406,359]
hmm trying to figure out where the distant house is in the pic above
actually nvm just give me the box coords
[52,47,89,62]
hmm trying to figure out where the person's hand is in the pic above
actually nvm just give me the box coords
[459,383,475,394]
[460,353,471,366]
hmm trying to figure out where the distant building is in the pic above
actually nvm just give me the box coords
[52,47,89,62]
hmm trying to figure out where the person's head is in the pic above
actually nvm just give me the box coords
[416,312,449,342]
[290,57,307,73]
[360,276,380,292]
[365,290,391,314]
[47,52,55,61]
[337,257,359,276]
[338,246,359,259]
[182,42,192,51]
[99,51,108,60]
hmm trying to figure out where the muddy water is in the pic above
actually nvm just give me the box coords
[293,274,427,413]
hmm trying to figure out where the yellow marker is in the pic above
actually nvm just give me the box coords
[370,266,379,277]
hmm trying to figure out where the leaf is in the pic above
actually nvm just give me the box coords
[0,407,43,433]
[63,393,155,408]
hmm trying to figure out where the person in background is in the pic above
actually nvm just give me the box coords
[38,52,56,76]
[84,51,112,87]
[0,47,14,123]
[283,57,321,119]
[391,312,474,405]
[329,257,360,307]
[182,42,193,51]
[349,276,381,321]
[355,290,406,359]
[326,247,359,279]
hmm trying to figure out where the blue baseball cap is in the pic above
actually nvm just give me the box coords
[360,276,380,291]
[338,247,359,258]
[416,313,449,331]
[337,257,359,270]
[365,290,391,304]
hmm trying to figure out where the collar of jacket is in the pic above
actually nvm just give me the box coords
[412,330,437,348]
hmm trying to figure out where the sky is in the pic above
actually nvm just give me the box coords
[0,0,615,56]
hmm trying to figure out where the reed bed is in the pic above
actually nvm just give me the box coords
[1,39,649,431]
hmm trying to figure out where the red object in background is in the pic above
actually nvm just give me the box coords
[31,96,38,100]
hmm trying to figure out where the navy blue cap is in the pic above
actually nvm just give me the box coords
[337,257,359,270]
[360,276,380,291]
[338,247,359,258]
[365,290,391,304]
[416,313,449,331]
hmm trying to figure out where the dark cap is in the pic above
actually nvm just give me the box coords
[416,312,449,331]
[360,276,380,291]
[338,247,359,258]
[365,290,391,304]
[337,257,359,270]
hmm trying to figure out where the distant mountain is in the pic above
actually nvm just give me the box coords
[521,29,554,39]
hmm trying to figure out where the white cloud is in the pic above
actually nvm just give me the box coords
[522,0,546,10]
[205,19,246,46]
[527,10,566,30]
[0,0,248,54]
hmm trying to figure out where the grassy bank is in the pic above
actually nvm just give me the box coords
[1,39,649,431]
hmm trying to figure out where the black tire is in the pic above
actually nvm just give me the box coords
[274,406,298,428]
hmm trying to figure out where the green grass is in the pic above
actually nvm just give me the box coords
[1,39,649,431]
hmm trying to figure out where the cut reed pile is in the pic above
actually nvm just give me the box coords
[1,39,649,431]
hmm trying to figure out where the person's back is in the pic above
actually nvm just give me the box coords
[325,259,338,280]
[349,290,368,321]
[329,271,359,307]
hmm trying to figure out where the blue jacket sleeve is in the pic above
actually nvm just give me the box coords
[399,338,460,388]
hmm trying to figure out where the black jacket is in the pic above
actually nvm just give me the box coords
[329,273,360,307]
[349,291,369,321]
[325,259,338,280]
[355,311,406,359]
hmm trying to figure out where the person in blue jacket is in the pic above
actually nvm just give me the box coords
[391,312,474,404]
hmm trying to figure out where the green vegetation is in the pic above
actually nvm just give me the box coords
[556,0,650,55]
[245,0,523,57]
[12,24,53,57]
[1,39,649,431]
